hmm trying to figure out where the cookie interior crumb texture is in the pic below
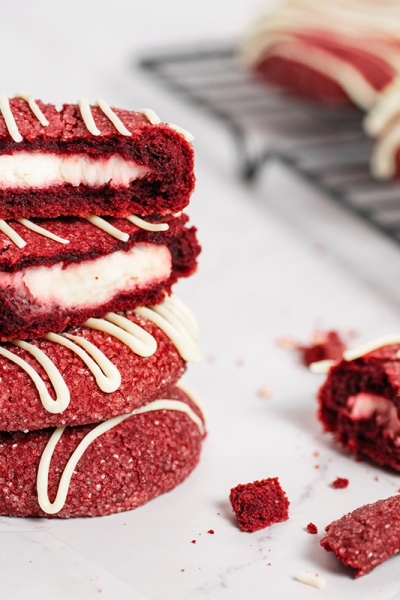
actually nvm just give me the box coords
[229,478,289,532]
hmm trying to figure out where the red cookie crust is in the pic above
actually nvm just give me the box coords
[0,312,187,431]
[0,213,200,341]
[229,478,289,532]
[318,344,400,471]
[321,494,400,576]
[0,385,205,518]
[0,99,195,219]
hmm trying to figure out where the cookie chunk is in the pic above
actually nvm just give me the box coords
[229,478,289,532]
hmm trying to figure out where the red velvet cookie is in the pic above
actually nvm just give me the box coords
[0,212,200,341]
[0,97,195,219]
[0,294,200,432]
[0,384,206,518]
[241,2,399,110]
[318,338,400,471]
[321,494,400,576]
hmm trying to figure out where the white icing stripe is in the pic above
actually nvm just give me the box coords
[343,334,400,361]
[167,123,195,143]
[0,341,70,414]
[85,215,129,242]
[36,396,205,514]
[176,379,208,421]
[369,118,400,178]
[0,93,22,142]
[17,218,69,245]
[0,211,170,248]
[296,571,326,590]
[15,93,49,126]
[125,214,169,232]
[364,80,400,136]
[309,359,336,374]
[78,98,101,136]
[45,332,121,393]
[83,313,157,358]
[163,294,200,340]
[256,38,379,110]
[140,108,161,125]
[135,298,201,363]
[0,295,198,415]
[95,98,132,136]
[0,219,26,248]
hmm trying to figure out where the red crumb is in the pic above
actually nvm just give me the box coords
[229,478,289,532]
[374,476,379,482]
[306,522,318,534]
[321,494,400,576]
[207,529,215,534]
[191,540,196,544]
[298,330,347,366]
[235,358,245,367]
[314,465,320,469]
[332,477,349,489]
[313,451,320,457]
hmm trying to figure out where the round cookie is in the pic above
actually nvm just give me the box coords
[0,294,200,432]
[0,384,206,518]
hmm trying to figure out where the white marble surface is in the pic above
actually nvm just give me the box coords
[2,1,400,598]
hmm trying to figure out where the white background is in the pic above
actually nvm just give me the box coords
[2,1,400,598]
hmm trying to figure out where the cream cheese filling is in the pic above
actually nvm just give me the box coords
[0,152,151,189]
[348,392,400,438]
[0,243,172,311]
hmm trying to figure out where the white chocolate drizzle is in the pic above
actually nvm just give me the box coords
[0,219,26,248]
[84,312,157,357]
[0,95,193,151]
[45,332,121,393]
[95,98,132,136]
[167,123,195,143]
[17,218,69,244]
[125,214,169,232]
[135,294,201,363]
[0,212,171,248]
[310,333,400,373]
[85,215,129,242]
[0,295,199,414]
[0,93,22,142]
[140,108,161,125]
[36,392,205,514]
[78,97,101,136]
[0,341,70,414]
[343,334,400,361]
[309,359,336,374]
[15,93,49,127]
[140,108,194,142]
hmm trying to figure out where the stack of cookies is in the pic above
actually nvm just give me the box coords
[0,95,205,517]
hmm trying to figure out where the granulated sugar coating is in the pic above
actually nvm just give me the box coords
[0,385,205,518]
[229,478,289,532]
[321,494,400,576]
[0,313,186,431]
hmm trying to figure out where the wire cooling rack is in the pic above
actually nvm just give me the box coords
[139,43,400,244]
